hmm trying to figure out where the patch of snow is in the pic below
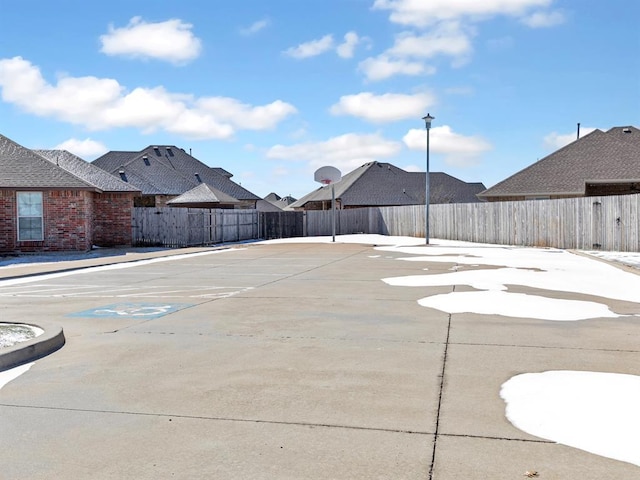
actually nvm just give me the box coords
[585,251,640,269]
[257,234,426,246]
[419,291,618,321]
[0,362,33,390]
[501,371,640,467]
[379,242,640,321]
[0,324,44,348]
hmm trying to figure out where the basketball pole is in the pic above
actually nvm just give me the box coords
[331,183,336,242]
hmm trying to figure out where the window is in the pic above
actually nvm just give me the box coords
[17,192,43,241]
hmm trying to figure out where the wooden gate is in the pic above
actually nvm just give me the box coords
[260,211,304,239]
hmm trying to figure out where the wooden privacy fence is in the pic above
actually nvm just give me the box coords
[131,195,640,251]
[260,211,304,239]
[304,194,640,252]
[132,207,259,247]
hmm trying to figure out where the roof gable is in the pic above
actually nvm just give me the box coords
[0,134,95,190]
[167,183,240,205]
[606,126,640,147]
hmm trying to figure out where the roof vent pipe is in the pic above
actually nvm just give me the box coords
[577,122,580,140]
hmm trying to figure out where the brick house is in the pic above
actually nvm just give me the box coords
[0,134,140,254]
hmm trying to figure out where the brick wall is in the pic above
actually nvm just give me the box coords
[0,190,16,253]
[93,192,135,246]
[0,189,93,254]
[41,190,93,252]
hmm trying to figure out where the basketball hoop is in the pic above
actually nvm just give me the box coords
[314,166,341,186]
[314,166,342,242]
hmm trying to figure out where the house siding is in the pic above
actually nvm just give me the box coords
[0,190,16,252]
[93,192,135,246]
[1,189,93,253]
[42,190,93,252]
[1,189,136,253]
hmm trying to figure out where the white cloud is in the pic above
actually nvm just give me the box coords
[0,56,296,140]
[366,1,562,81]
[283,34,335,59]
[358,55,434,81]
[54,138,108,158]
[543,127,596,150]
[163,109,235,140]
[100,17,202,64]
[388,22,473,60]
[266,132,402,171]
[521,10,566,28]
[372,0,554,27]
[240,18,270,35]
[358,22,471,81]
[330,92,435,123]
[336,31,361,59]
[403,125,492,167]
[197,97,297,130]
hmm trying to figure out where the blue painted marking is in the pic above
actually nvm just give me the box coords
[68,303,193,319]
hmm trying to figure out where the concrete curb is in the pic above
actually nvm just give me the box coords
[0,245,240,281]
[0,322,65,372]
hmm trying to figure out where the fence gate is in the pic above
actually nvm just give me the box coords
[260,211,304,239]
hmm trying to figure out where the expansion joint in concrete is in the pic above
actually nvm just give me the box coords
[428,309,452,480]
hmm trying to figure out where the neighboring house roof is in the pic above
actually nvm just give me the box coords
[92,145,260,201]
[0,134,97,190]
[264,192,282,202]
[255,199,285,212]
[264,192,298,210]
[289,162,485,209]
[478,126,640,198]
[211,167,233,178]
[35,150,140,193]
[167,183,240,205]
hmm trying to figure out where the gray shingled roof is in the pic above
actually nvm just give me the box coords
[264,192,298,209]
[91,151,140,172]
[256,199,285,212]
[289,162,485,209]
[167,183,240,205]
[478,126,640,198]
[0,134,96,190]
[92,145,260,201]
[264,192,282,202]
[35,150,140,193]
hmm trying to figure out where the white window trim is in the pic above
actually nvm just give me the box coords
[17,191,44,242]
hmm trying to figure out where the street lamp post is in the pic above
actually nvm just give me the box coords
[422,113,434,244]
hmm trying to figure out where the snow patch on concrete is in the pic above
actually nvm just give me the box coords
[501,371,640,467]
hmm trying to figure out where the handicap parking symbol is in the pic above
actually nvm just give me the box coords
[69,302,193,319]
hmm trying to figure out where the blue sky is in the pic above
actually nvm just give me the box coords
[0,0,638,199]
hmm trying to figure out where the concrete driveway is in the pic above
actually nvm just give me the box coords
[0,240,638,479]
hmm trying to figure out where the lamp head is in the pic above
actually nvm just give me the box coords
[422,113,435,129]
